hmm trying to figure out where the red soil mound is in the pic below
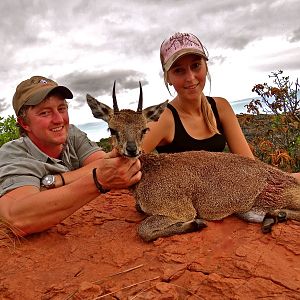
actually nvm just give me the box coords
[0,190,299,299]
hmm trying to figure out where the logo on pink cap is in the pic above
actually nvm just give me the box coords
[39,79,48,84]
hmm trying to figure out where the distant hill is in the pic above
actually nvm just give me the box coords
[77,120,109,142]
[230,98,253,114]
[77,98,255,142]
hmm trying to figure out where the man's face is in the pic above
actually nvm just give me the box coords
[19,94,69,152]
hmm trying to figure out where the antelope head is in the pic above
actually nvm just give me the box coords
[87,81,168,157]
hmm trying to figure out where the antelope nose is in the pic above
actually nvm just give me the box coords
[126,141,138,157]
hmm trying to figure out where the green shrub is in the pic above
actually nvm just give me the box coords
[0,115,19,147]
[97,137,112,152]
[244,71,300,172]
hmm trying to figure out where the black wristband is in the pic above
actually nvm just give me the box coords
[92,168,109,193]
[58,173,65,186]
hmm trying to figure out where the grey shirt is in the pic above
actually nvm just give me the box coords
[0,125,101,196]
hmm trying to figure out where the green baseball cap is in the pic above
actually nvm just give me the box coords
[13,75,73,115]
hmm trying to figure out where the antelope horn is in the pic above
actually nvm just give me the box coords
[137,81,143,113]
[112,80,119,112]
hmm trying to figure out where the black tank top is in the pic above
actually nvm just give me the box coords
[156,96,226,153]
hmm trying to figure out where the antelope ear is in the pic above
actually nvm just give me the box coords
[142,100,169,122]
[86,94,113,123]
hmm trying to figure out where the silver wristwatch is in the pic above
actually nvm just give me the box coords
[41,175,56,189]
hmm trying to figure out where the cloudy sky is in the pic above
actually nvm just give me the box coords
[0,0,299,138]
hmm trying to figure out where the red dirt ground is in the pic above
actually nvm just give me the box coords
[0,190,299,300]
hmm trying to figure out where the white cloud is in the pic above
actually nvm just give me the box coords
[0,0,299,132]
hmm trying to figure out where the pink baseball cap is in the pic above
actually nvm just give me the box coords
[160,32,208,72]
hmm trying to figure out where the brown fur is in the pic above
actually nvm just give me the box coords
[86,84,300,242]
[132,151,299,221]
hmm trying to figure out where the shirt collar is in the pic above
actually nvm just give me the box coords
[23,136,65,164]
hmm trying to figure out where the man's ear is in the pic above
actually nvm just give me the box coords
[142,100,169,122]
[17,116,30,132]
[86,94,113,123]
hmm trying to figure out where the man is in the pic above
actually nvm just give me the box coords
[0,76,141,236]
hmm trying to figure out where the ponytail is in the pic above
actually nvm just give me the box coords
[200,92,220,135]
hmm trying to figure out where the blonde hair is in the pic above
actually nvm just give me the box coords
[200,92,220,135]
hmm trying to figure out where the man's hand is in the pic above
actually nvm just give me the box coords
[96,148,142,189]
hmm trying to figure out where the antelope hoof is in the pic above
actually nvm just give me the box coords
[261,215,275,234]
[276,211,287,223]
[194,219,208,230]
[135,203,144,214]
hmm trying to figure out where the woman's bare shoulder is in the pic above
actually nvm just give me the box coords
[212,96,230,106]
[210,96,233,114]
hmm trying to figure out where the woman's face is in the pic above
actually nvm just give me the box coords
[167,54,207,100]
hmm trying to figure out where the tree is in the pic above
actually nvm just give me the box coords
[244,71,300,172]
[0,115,19,147]
[97,137,112,152]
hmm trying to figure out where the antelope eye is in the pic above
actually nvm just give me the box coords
[141,128,149,135]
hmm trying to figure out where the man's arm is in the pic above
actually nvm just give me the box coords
[0,151,141,236]
[0,176,100,236]
[53,149,107,187]
[82,150,106,165]
[53,149,138,189]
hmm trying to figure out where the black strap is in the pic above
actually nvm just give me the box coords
[57,173,65,186]
[92,168,109,193]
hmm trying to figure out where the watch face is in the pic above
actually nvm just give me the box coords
[41,175,55,188]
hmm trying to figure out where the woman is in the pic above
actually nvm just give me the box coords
[142,32,300,183]
[142,32,253,157]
